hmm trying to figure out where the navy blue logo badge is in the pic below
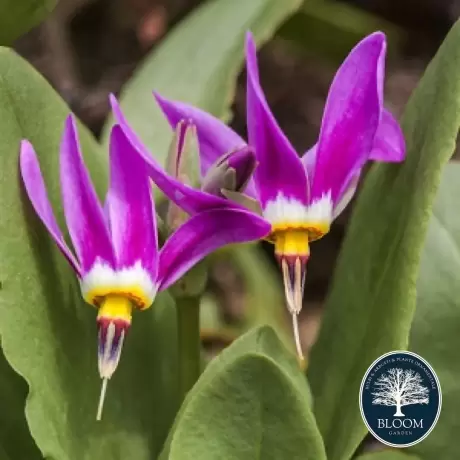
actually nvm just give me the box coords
[359,351,441,447]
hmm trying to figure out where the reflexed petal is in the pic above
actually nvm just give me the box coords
[19,140,81,276]
[245,32,309,207]
[110,95,241,214]
[154,92,245,176]
[106,125,158,278]
[60,116,115,273]
[157,208,270,290]
[369,109,406,162]
[311,32,386,205]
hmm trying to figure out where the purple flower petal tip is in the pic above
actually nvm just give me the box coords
[109,94,123,123]
[245,30,256,52]
[60,113,115,273]
[153,92,196,133]
[19,139,82,275]
[245,27,308,207]
[153,91,175,125]
[365,31,386,43]
[311,31,387,204]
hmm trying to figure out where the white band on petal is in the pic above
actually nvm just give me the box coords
[304,192,333,223]
[80,259,157,307]
[263,192,333,228]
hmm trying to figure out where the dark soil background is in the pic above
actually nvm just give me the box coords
[13,0,459,356]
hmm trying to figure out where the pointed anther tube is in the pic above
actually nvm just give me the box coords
[274,230,309,361]
[96,295,133,420]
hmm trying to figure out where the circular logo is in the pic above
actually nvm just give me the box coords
[359,351,441,448]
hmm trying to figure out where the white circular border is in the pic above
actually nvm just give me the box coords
[359,350,442,448]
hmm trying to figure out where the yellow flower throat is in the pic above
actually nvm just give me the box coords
[97,295,133,324]
[271,222,330,259]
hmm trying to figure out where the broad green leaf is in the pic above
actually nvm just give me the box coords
[356,451,420,460]
[160,326,325,460]
[102,0,302,166]
[0,347,41,459]
[307,18,460,460]
[0,48,179,459]
[407,162,460,459]
[0,0,56,44]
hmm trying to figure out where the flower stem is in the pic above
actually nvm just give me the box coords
[176,295,202,402]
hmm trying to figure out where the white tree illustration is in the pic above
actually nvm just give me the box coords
[371,368,429,417]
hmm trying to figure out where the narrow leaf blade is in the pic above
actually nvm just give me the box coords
[307,18,460,460]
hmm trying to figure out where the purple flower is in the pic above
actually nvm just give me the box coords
[110,31,405,359]
[19,116,270,418]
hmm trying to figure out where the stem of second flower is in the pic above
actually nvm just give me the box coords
[176,295,202,402]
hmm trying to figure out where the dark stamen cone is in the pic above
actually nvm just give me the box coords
[280,257,307,361]
[96,296,132,420]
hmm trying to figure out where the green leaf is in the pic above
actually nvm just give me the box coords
[356,451,421,460]
[278,0,403,66]
[307,18,460,460]
[102,0,302,166]
[407,162,460,459]
[160,326,326,460]
[0,48,179,459]
[0,0,56,44]
[0,347,41,459]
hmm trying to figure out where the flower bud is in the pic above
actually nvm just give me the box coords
[201,146,257,196]
[165,120,201,231]
[165,119,201,186]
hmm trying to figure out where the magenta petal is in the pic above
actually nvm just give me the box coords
[369,109,405,162]
[157,209,270,291]
[311,32,386,205]
[106,126,158,278]
[110,95,240,214]
[19,140,82,276]
[60,116,115,273]
[245,32,308,208]
[154,92,246,177]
